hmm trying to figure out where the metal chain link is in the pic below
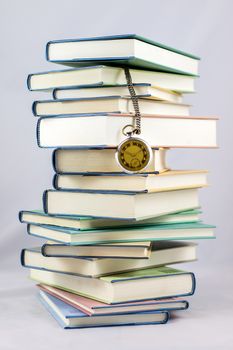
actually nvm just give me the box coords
[124,68,141,135]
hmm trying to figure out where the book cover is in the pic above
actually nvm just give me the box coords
[46,34,199,75]
[39,290,169,328]
[38,284,189,316]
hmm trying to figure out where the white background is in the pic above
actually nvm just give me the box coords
[1,0,233,349]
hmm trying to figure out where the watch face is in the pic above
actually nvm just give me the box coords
[116,137,152,173]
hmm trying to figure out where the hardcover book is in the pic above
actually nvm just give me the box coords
[21,241,197,277]
[27,222,215,245]
[37,114,217,149]
[53,84,183,104]
[39,290,169,328]
[38,284,189,315]
[28,65,196,93]
[53,170,208,193]
[43,187,200,220]
[19,209,200,231]
[42,241,152,259]
[46,34,200,75]
[53,147,168,175]
[30,266,196,303]
[33,97,190,117]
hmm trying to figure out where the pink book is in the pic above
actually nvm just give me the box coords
[37,284,188,316]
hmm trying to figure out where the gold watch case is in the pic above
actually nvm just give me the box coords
[115,137,153,174]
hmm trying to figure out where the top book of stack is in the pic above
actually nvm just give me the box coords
[46,34,200,75]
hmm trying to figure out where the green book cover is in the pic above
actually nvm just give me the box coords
[27,221,215,245]
[100,266,187,282]
[38,222,215,235]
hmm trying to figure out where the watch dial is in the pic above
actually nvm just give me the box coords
[117,138,151,173]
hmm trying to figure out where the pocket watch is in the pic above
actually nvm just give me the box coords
[116,126,152,174]
[115,68,153,174]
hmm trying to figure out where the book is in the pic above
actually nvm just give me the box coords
[27,222,215,245]
[19,209,200,231]
[38,284,189,315]
[28,66,196,93]
[33,97,190,117]
[53,170,208,192]
[53,84,183,104]
[37,114,217,149]
[46,34,199,75]
[39,290,169,328]
[42,241,153,259]
[43,187,200,220]
[53,147,168,174]
[21,242,197,277]
[30,266,196,303]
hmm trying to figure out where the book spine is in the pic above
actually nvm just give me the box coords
[53,174,59,189]
[36,118,42,148]
[32,101,38,116]
[190,272,196,296]
[45,42,51,61]
[52,149,58,172]
[20,249,26,267]
[52,89,57,99]
[18,210,24,223]
[27,74,33,91]
[181,301,189,310]
[162,311,169,324]
[43,191,49,214]
[41,244,49,257]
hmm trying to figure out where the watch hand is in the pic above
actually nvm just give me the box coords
[130,150,143,157]
[124,150,134,157]
[135,149,143,156]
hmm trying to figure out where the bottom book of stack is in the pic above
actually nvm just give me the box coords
[39,289,170,328]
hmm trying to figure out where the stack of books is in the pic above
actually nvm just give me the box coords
[20,34,217,329]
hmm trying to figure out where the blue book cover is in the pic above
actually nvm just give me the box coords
[39,290,169,328]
